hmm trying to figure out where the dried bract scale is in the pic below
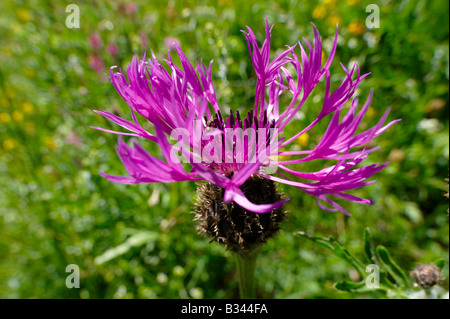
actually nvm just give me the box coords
[194,175,286,253]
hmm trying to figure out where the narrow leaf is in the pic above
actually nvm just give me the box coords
[376,245,411,289]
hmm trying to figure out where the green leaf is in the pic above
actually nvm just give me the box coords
[94,231,159,265]
[376,245,411,289]
[434,257,449,278]
[434,258,446,269]
[364,227,377,265]
[331,240,366,277]
[335,281,396,297]
[295,231,366,276]
[335,281,366,292]
[296,229,416,297]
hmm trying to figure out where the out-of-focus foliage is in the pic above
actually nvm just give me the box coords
[0,0,448,298]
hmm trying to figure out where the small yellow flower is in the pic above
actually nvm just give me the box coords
[367,107,376,118]
[17,9,31,22]
[22,102,34,114]
[312,5,327,19]
[296,133,310,147]
[12,111,24,122]
[347,0,361,6]
[276,154,291,162]
[348,21,365,36]
[0,113,11,123]
[45,137,57,150]
[327,14,342,26]
[3,138,18,150]
[323,0,336,9]
[274,147,291,162]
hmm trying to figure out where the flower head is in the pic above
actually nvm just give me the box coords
[92,20,399,218]
[107,44,119,56]
[410,263,442,289]
[89,33,102,52]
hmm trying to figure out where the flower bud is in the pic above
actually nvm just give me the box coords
[410,263,442,289]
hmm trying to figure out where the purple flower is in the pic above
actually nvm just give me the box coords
[88,54,104,74]
[107,44,119,57]
[92,20,399,215]
[139,31,149,50]
[121,2,138,15]
[89,33,102,52]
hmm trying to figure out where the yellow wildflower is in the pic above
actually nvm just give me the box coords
[45,137,57,150]
[347,0,361,5]
[22,102,34,114]
[0,113,11,123]
[323,0,336,6]
[348,21,365,36]
[17,9,31,22]
[312,5,327,19]
[367,107,376,118]
[12,111,24,122]
[327,14,342,26]
[273,147,291,162]
[297,133,310,147]
[3,139,18,150]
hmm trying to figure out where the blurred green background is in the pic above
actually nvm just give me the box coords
[0,0,448,299]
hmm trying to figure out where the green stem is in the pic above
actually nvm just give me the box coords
[235,251,258,298]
